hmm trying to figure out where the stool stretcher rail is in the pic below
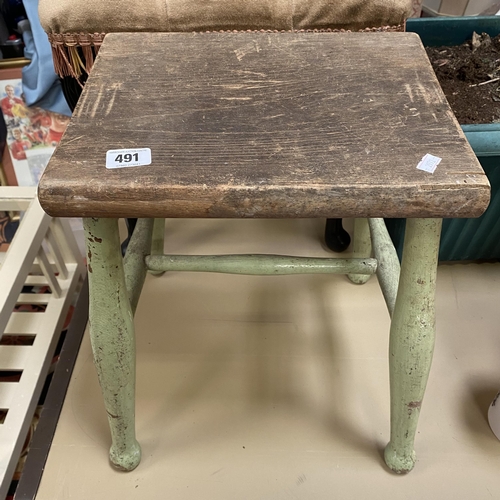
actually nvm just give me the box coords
[145,254,378,276]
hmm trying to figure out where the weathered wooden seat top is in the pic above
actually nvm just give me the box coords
[38,32,490,219]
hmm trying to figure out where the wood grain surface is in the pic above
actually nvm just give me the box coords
[38,32,490,219]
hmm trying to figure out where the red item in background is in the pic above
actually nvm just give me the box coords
[9,138,31,160]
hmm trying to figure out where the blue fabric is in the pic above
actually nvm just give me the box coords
[21,0,71,116]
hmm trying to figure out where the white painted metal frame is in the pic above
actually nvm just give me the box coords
[0,187,85,500]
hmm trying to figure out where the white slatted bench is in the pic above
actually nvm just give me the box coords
[0,187,85,499]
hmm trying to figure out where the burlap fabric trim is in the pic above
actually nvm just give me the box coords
[48,26,404,83]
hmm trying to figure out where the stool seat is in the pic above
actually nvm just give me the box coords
[38,32,489,220]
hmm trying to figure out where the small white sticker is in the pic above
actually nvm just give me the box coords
[106,148,151,169]
[417,153,441,174]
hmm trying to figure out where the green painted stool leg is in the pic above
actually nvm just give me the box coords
[123,218,154,314]
[347,218,372,284]
[149,218,165,276]
[384,218,442,474]
[84,217,141,471]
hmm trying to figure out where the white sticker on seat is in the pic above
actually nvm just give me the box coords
[416,153,441,174]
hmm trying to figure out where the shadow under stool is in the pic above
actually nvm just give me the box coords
[38,31,490,474]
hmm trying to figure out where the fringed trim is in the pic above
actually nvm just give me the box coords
[48,33,105,83]
[47,25,403,79]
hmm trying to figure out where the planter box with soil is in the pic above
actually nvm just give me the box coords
[386,16,500,261]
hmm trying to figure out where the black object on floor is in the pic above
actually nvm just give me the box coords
[324,218,351,253]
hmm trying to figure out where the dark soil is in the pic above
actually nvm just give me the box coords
[426,33,500,124]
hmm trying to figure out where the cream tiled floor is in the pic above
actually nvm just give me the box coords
[37,219,500,499]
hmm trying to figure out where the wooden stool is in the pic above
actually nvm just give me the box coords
[38,32,489,474]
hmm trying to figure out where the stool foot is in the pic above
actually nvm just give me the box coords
[384,444,415,474]
[324,218,351,253]
[110,440,142,471]
[347,218,372,284]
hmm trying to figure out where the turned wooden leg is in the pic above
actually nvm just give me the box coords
[149,218,165,276]
[384,218,442,474]
[347,218,372,284]
[123,218,154,314]
[84,217,141,471]
[120,218,137,256]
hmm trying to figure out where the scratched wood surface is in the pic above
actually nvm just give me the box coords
[38,32,490,219]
